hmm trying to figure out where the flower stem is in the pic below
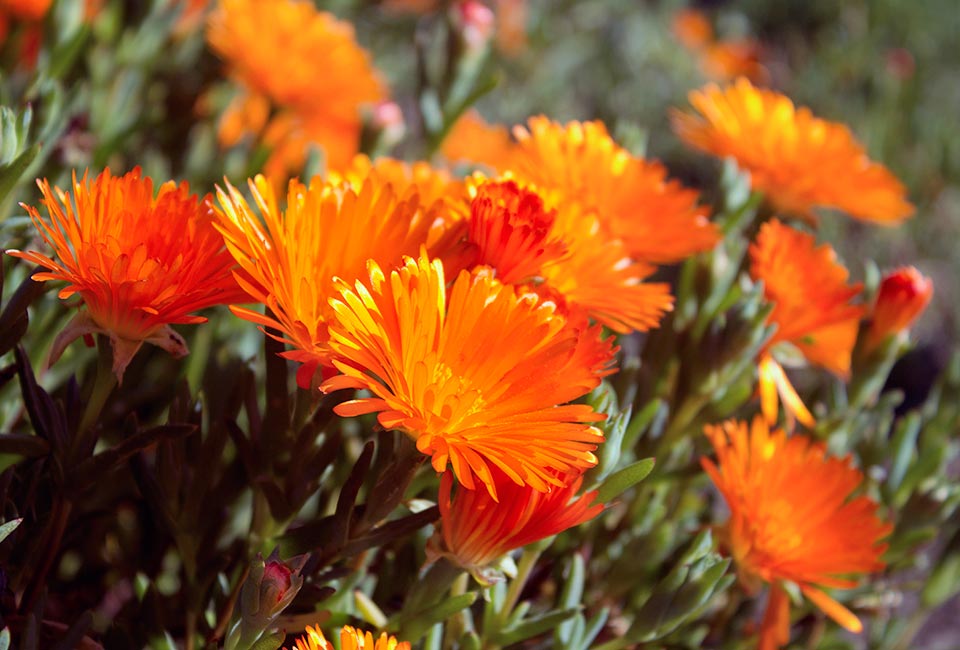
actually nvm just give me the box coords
[74,337,117,456]
[499,545,541,623]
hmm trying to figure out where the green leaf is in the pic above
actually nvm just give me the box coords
[399,592,477,642]
[597,458,655,503]
[0,145,39,206]
[923,547,960,607]
[0,518,22,544]
[494,607,580,647]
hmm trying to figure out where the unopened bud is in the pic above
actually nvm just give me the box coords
[261,560,293,606]
[865,266,933,352]
[453,0,494,53]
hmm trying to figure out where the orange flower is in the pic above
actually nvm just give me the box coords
[749,219,864,426]
[320,252,614,499]
[702,418,891,650]
[429,467,602,581]
[0,0,51,21]
[7,168,242,381]
[330,154,469,221]
[494,0,527,55]
[467,180,566,284]
[442,110,516,172]
[700,39,767,83]
[207,0,384,175]
[539,202,674,334]
[213,173,438,389]
[864,266,933,352]
[672,78,914,224]
[671,8,713,51]
[290,625,409,650]
[464,180,674,333]
[509,117,718,265]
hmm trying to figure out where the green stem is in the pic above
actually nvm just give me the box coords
[494,544,543,633]
[655,394,707,459]
[74,338,117,456]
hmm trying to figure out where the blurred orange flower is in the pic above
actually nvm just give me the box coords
[672,78,914,224]
[865,266,933,352]
[0,0,50,21]
[214,173,441,389]
[207,0,384,177]
[749,219,864,426]
[320,253,614,499]
[702,417,891,650]
[671,8,712,51]
[510,117,718,265]
[700,39,766,82]
[442,110,516,171]
[429,467,602,581]
[290,625,409,650]
[8,168,242,381]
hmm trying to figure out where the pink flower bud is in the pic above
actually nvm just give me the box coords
[261,559,293,605]
[454,0,495,52]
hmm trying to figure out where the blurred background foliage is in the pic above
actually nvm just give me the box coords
[0,1,958,649]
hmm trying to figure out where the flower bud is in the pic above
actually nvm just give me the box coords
[865,266,933,352]
[453,0,495,53]
[261,559,293,606]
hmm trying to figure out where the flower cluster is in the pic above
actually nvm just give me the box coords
[5,4,934,643]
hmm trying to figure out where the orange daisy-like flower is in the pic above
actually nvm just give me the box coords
[429,467,602,582]
[699,39,767,83]
[672,78,914,224]
[0,0,51,21]
[214,173,439,389]
[864,266,933,353]
[749,219,865,426]
[467,180,566,285]
[290,625,409,650]
[509,117,719,265]
[7,168,242,381]
[441,110,516,172]
[464,179,674,334]
[330,154,469,222]
[207,0,384,175]
[671,8,713,51]
[320,252,614,499]
[702,418,891,650]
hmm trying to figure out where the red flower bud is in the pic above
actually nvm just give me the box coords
[866,266,933,351]
[261,559,293,605]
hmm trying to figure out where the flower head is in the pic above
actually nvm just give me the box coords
[207,0,384,174]
[320,252,614,499]
[672,78,914,224]
[702,417,891,649]
[509,117,718,265]
[214,173,439,388]
[538,204,674,334]
[290,625,409,650]
[865,266,933,352]
[0,0,51,21]
[467,180,566,284]
[442,110,516,172]
[671,8,713,51]
[699,39,766,82]
[8,168,242,381]
[749,219,864,426]
[462,180,673,334]
[429,467,602,582]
